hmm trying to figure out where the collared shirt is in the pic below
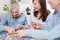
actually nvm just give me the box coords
[41,11,60,31]
[0,13,28,31]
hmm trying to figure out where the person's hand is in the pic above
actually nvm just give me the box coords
[35,22,41,29]
[16,30,26,38]
[31,22,36,29]
[31,22,41,29]
[5,26,15,34]
[25,25,30,29]
[16,24,23,29]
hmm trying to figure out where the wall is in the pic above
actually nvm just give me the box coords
[0,0,10,14]
[0,0,54,14]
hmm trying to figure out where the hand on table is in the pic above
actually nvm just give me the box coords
[5,26,15,34]
[16,24,23,29]
[25,25,30,29]
[31,22,41,29]
[16,30,26,38]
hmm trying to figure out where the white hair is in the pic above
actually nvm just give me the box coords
[10,3,19,12]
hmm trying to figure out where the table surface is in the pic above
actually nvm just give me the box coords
[0,31,39,40]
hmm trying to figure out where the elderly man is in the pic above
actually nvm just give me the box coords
[0,3,28,34]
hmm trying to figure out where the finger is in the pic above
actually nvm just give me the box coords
[11,29,15,34]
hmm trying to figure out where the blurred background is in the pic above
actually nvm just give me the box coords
[0,0,54,16]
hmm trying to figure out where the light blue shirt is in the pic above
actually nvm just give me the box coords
[41,11,60,31]
[26,11,60,40]
[0,13,28,31]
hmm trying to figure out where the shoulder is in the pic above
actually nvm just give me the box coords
[2,13,10,18]
[19,13,27,19]
[21,13,26,17]
[53,11,60,18]
[46,13,53,20]
[4,13,11,17]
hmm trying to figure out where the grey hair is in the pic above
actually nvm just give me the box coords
[10,3,19,12]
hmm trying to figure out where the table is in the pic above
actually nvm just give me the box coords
[0,31,47,40]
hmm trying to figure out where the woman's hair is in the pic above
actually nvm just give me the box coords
[33,0,50,22]
[10,3,19,12]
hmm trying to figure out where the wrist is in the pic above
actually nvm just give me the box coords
[5,26,9,31]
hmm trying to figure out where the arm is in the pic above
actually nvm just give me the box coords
[16,29,48,39]
[26,29,48,39]
[0,16,7,31]
[26,24,60,39]
[48,24,60,40]
[16,24,60,40]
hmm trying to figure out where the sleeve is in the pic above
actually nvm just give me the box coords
[48,24,60,40]
[26,24,60,40]
[26,29,48,39]
[0,15,7,31]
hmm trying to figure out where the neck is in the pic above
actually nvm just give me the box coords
[56,8,60,12]
[56,6,60,12]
